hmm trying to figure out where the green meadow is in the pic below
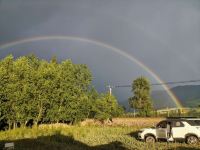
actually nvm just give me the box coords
[0,124,199,150]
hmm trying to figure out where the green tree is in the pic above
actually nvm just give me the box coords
[0,55,15,129]
[45,60,92,124]
[32,59,58,125]
[129,77,153,117]
[61,62,92,124]
[0,54,123,128]
[93,93,124,121]
[11,56,34,127]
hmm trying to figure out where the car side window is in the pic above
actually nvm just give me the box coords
[194,120,200,125]
[157,121,167,128]
[186,120,200,126]
[173,121,184,127]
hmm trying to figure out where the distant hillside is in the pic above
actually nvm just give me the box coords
[152,85,200,108]
[171,85,200,107]
[118,85,200,111]
[151,90,175,109]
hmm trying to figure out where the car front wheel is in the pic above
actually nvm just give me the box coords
[145,135,156,143]
[186,135,198,145]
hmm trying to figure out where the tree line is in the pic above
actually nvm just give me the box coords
[0,55,124,130]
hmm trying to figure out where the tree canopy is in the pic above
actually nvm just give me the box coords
[0,55,124,129]
[129,76,153,117]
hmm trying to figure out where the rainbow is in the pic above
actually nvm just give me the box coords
[0,35,182,108]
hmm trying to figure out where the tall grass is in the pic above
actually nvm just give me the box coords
[0,120,199,150]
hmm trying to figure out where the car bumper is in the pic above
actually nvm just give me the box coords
[137,133,143,140]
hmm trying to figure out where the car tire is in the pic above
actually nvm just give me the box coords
[186,135,198,145]
[145,135,156,143]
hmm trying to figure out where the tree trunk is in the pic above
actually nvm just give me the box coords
[34,121,38,126]
[13,121,16,129]
[8,120,11,130]
[57,99,64,123]
[21,121,27,128]
[36,103,43,126]
[25,120,28,127]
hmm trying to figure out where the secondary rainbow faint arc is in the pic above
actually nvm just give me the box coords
[0,35,183,108]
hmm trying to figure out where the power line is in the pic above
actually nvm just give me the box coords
[113,79,200,88]
[115,85,131,88]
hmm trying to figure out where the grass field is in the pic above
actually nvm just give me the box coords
[0,118,199,150]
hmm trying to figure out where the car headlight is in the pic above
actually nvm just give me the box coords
[138,130,143,136]
[138,131,143,134]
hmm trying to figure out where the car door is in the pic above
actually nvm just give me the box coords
[172,121,185,138]
[156,121,167,139]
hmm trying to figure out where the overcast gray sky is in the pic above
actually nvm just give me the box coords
[0,0,200,106]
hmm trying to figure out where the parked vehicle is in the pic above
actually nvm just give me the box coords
[138,117,200,144]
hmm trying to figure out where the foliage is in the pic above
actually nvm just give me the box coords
[90,93,124,121]
[0,55,123,129]
[129,77,153,117]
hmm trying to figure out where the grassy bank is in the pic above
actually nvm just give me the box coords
[81,118,163,127]
[0,123,199,150]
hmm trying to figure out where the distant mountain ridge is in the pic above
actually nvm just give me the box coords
[152,85,200,109]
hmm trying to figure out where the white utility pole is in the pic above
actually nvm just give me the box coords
[107,85,113,96]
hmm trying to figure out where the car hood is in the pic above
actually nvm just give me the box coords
[139,127,155,132]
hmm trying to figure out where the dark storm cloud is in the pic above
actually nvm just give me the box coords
[0,0,200,106]
[0,1,60,42]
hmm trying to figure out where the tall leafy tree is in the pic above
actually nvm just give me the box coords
[11,56,34,127]
[93,93,124,120]
[45,60,92,124]
[0,55,15,129]
[129,77,153,117]
[58,61,92,124]
[32,59,57,125]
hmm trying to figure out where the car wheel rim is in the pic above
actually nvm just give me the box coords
[188,136,197,144]
[146,137,154,143]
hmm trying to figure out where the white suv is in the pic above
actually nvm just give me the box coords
[138,117,200,144]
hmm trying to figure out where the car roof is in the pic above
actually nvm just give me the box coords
[164,117,200,121]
